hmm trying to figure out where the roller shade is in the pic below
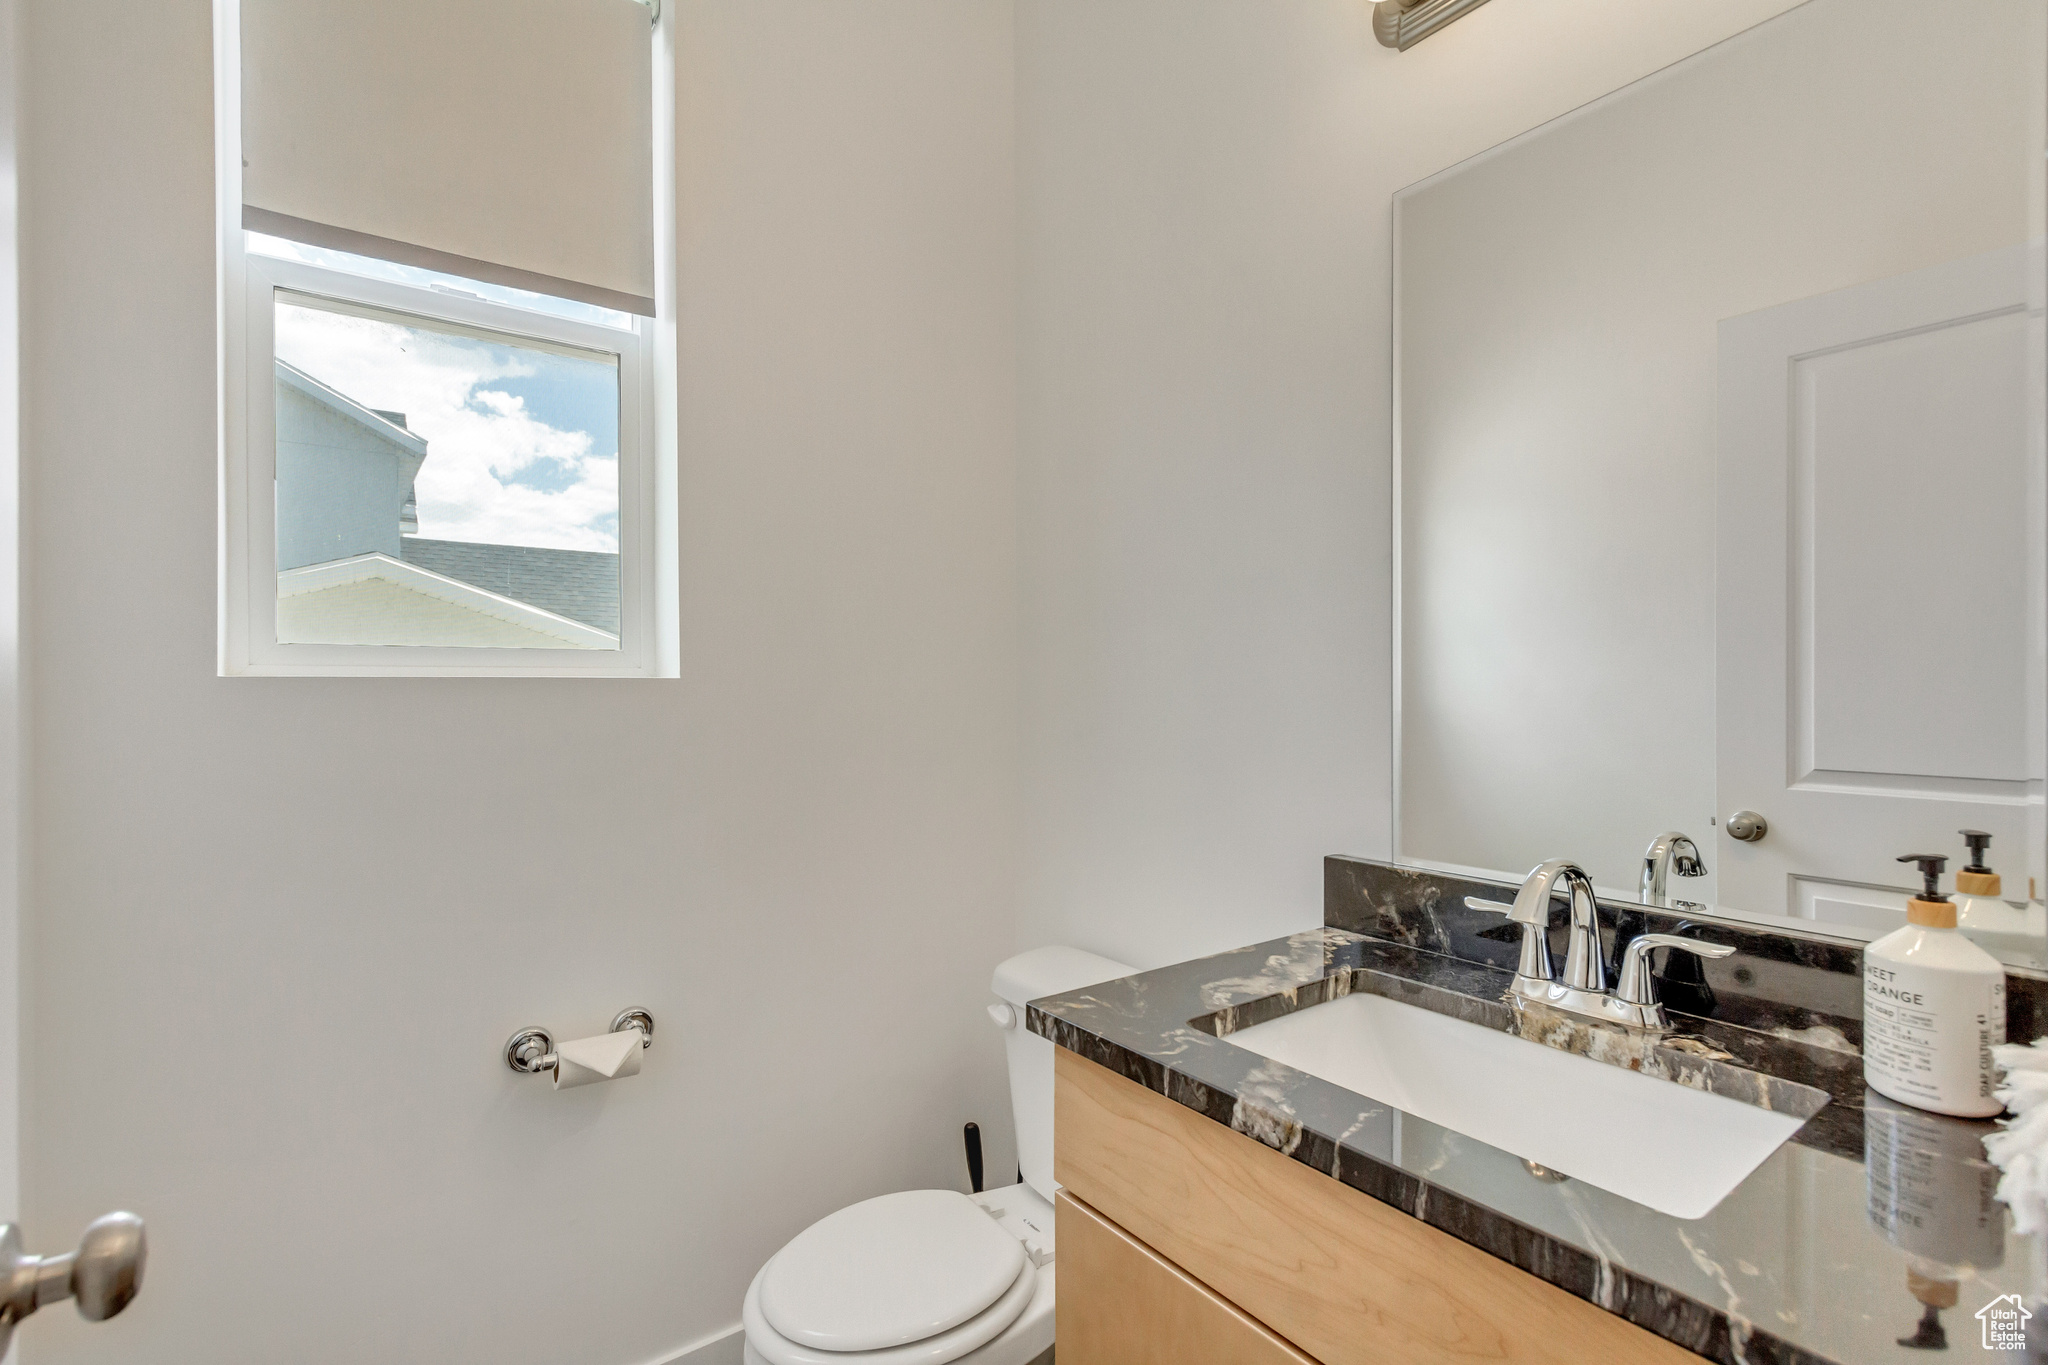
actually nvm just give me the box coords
[241,0,656,315]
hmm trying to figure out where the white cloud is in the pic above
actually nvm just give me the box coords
[275,303,620,553]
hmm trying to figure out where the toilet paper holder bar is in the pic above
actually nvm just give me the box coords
[505,1008,655,1075]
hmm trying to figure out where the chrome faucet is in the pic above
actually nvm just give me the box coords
[1530,860,1607,995]
[1640,832,1706,907]
[1467,859,1734,1031]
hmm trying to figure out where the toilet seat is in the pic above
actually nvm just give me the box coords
[742,1255,1037,1365]
[759,1191,1026,1351]
[744,1183,1058,1365]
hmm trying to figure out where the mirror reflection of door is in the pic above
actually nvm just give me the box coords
[1717,247,2044,935]
[1392,0,2048,960]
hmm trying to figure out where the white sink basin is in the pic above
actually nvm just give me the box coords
[1222,992,1813,1220]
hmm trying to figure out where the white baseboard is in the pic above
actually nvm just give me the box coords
[648,1324,1049,1365]
[643,1325,743,1365]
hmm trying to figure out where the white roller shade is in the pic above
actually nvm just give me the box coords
[242,0,656,315]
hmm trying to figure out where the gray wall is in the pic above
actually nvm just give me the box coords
[11,1,1820,1361]
[1008,0,1804,969]
[19,2,1018,1361]
[0,0,19,1236]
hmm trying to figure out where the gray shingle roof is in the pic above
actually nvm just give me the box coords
[399,539,620,634]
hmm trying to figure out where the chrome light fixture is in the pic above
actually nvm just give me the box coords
[1373,0,1494,50]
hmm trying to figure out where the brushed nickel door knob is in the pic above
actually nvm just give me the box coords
[1726,811,1769,843]
[69,1213,145,1321]
[0,1211,146,1354]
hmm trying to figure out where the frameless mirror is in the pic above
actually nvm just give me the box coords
[1394,0,2048,964]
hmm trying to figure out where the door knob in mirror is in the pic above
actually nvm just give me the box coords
[1726,811,1769,843]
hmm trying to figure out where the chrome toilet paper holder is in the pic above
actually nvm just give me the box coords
[505,1008,655,1075]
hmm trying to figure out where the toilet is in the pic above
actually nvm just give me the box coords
[742,946,1135,1365]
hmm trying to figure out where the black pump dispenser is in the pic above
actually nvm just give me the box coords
[1898,854,1950,902]
[1961,830,1993,875]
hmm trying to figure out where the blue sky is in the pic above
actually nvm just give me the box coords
[468,347,620,503]
[274,298,622,554]
[259,233,625,554]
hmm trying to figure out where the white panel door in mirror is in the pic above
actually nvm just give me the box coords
[1802,310,2029,784]
[1718,244,2043,916]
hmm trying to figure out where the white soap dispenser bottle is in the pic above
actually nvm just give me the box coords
[1953,828,2047,960]
[1865,854,2007,1118]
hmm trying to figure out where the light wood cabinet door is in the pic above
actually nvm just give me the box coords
[1056,1191,1318,1365]
[1055,1049,1702,1365]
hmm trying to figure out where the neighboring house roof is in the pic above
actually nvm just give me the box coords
[400,538,621,634]
[278,553,620,651]
[275,360,622,642]
[276,361,429,457]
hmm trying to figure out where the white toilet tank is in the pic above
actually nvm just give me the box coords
[989,947,1135,1204]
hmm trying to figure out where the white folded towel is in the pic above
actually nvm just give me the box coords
[1987,1039,2048,1235]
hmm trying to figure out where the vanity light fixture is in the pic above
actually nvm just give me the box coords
[1373,0,1494,50]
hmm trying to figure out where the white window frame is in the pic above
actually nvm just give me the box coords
[222,252,659,677]
[214,0,679,679]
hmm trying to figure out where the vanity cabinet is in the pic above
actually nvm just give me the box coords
[1053,1049,1700,1365]
[1057,1190,1315,1365]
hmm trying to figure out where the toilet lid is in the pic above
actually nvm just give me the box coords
[744,1256,1038,1365]
[759,1190,1027,1353]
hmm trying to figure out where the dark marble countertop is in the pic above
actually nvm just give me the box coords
[1030,895,2041,1364]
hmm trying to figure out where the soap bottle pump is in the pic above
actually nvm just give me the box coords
[1959,831,2000,897]
[1864,855,2007,1118]
[1953,829,2047,960]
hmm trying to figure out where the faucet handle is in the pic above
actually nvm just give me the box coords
[1608,933,1735,1029]
[1463,897,1557,998]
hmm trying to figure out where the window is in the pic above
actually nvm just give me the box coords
[218,0,674,677]
[225,244,661,675]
